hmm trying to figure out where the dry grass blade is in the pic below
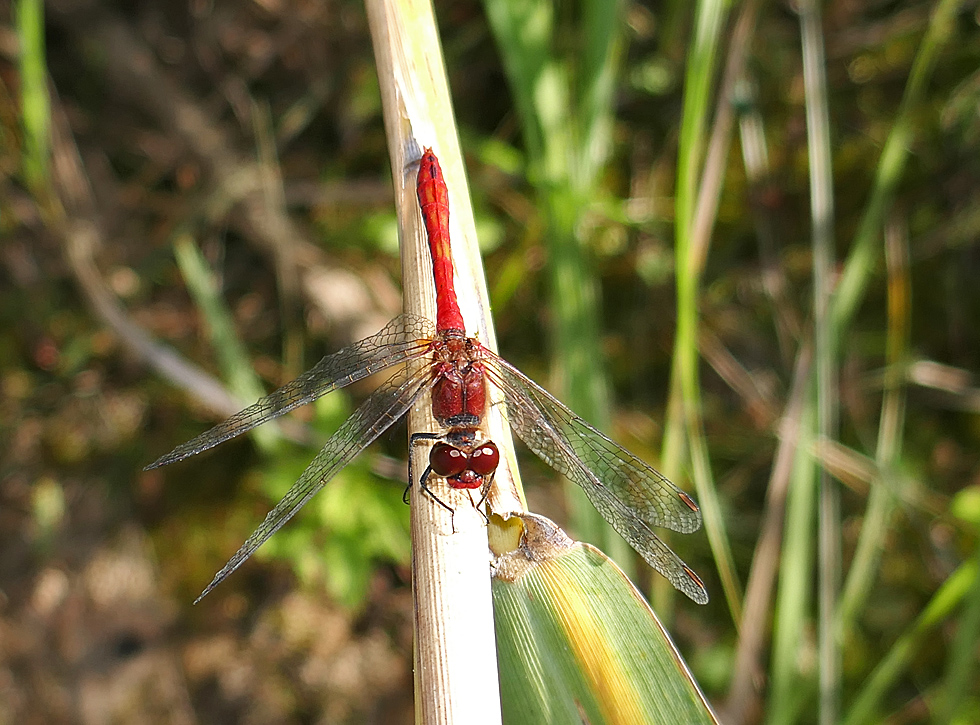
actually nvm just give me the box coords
[364,1,516,722]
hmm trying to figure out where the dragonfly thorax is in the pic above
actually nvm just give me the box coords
[429,333,488,427]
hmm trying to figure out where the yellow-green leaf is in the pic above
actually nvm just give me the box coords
[492,514,715,725]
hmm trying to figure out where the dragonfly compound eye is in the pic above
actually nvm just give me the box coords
[468,442,500,476]
[429,443,468,477]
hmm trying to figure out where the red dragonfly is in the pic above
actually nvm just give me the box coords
[147,149,708,605]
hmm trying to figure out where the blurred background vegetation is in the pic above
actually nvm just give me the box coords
[2,0,979,722]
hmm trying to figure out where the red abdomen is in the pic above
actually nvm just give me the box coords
[417,148,465,334]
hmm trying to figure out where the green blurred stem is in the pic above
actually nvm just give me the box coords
[788,2,961,718]
[824,1,964,647]
[935,537,980,723]
[16,0,51,191]
[683,0,766,623]
[799,0,839,722]
[838,219,909,634]
[788,1,962,715]
[831,0,965,340]
[484,0,634,568]
[663,0,731,612]
[767,404,817,725]
[173,234,278,454]
[250,100,304,383]
[843,562,976,725]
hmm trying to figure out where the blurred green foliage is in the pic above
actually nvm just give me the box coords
[256,394,410,610]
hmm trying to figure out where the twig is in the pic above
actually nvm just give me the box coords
[49,94,242,419]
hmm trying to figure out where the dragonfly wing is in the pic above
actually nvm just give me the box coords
[195,366,433,602]
[490,359,708,604]
[597,508,709,604]
[491,358,701,533]
[147,313,435,469]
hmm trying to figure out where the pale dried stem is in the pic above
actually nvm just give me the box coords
[365,0,516,722]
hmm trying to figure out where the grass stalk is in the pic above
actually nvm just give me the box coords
[664,0,730,613]
[831,0,966,339]
[764,2,964,718]
[483,0,634,567]
[935,536,980,722]
[798,1,840,722]
[684,0,766,626]
[15,0,50,191]
[838,217,910,634]
[724,345,813,724]
[172,234,278,454]
[767,404,817,724]
[781,2,964,717]
[249,100,304,383]
[843,562,976,725]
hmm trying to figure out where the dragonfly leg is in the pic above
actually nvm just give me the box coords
[472,475,493,523]
[406,431,458,518]
[407,431,442,503]
[417,466,457,518]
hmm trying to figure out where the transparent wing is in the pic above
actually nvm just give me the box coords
[487,357,708,604]
[195,365,434,602]
[147,314,436,469]
[488,357,701,533]
[593,500,709,604]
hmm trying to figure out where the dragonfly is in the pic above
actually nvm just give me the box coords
[146,148,709,605]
